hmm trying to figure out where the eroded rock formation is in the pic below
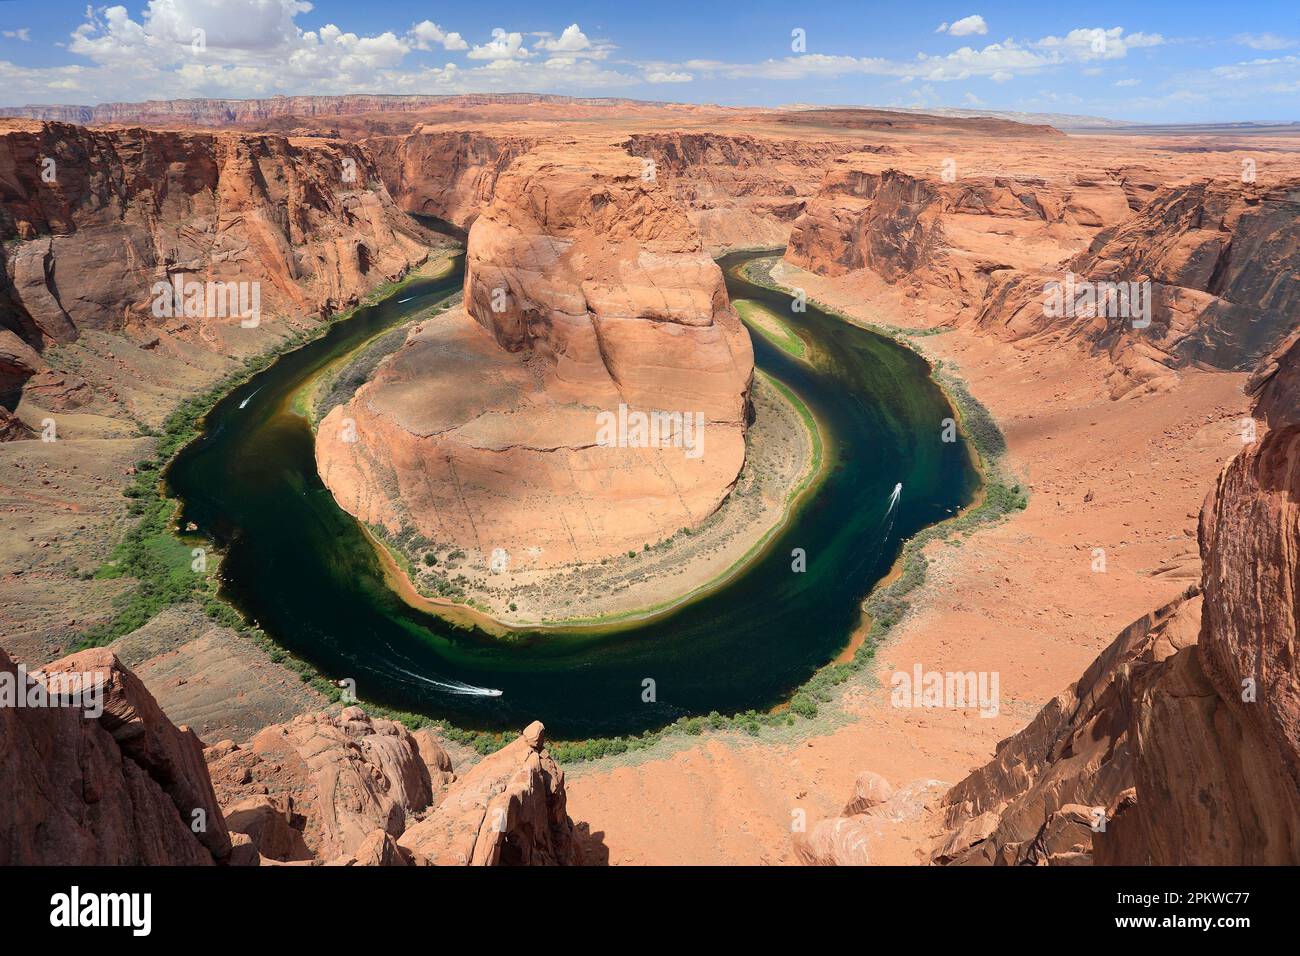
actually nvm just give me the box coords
[0,119,433,420]
[787,154,1131,312]
[967,179,1300,397]
[317,144,754,570]
[398,720,575,865]
[205,706,437,862]
[0,646,231,865]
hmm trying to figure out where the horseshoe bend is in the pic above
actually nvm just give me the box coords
[2,7,1300,902]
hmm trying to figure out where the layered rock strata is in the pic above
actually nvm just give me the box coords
[317,145,754,570]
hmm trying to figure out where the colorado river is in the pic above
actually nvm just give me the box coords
[166,248,978,739]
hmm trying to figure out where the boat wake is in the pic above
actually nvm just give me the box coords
[238,387,262,410]
[880,482,902,548]
[388,664,502,697]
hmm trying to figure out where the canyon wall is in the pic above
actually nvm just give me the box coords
[0,119,433,418]
[967,178,1300,397]
[0,646,231,865]
[932,423,1300,865]
[786,153,1131,313]
[365,128,539,230]
[0,94,695,128]
[621,132,864,253]
[368,128,858,253]
[788,152,1299,400]
[316,144,754,571]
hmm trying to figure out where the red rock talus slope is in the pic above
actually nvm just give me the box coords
[0,119,432,415]
[0,647,231,865]
[317,145,754,569]
[931,424,1300,866]
[968,179,1300,397]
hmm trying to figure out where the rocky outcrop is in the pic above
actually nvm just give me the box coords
[0,119,433,413]
[966,178,1300,397]
[1249,331,1300,428]
[793,771,948,866]
[933,587,1201,865]
[317,144,754,569]
[786,154,1131,312]
[398,720,576,865]
[204,706,435,862]
[0,642,575,866]
[0,646,231,865]
[205,709,575,866]
[366,128,855,253]
[931,424,1300,866]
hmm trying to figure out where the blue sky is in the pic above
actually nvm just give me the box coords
[1,1,1298,121]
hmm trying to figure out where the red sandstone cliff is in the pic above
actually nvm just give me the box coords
[0,119,434,421]
[786,153,1131,313]
[930,423,1300,865]
[0,646,231,865]
[0,639,576,866]
[966,178,1300,397]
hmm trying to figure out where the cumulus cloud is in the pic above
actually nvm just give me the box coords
[410,20,467,52]
[3,4,640,103]
[468,28,530,60]
[3,28,32,42]
[534,24,590,53]
[645,70,692,83]
[937,15,988,38]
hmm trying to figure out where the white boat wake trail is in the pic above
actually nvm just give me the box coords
[388,664,502,697]
[880,482,901,549]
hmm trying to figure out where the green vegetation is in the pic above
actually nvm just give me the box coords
[734,299,808,359]
[75,264,441,650]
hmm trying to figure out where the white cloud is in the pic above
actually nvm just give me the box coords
[467,28,530,61]
[535,24,590,53]
[410,21,467,52]
[1114,78,1140,87]
[646,71,692,83]
[990,70,1013,82]
[1234,33,1298,51]
[963,91,984,105]
[3,28,32,42]
[937,15,988,38]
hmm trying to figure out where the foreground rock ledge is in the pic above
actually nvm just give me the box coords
[1,641,577,866]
